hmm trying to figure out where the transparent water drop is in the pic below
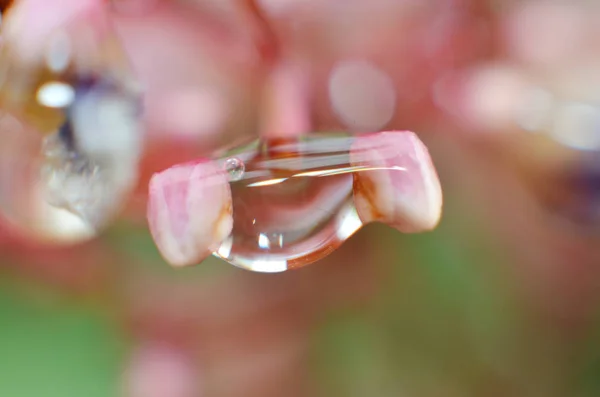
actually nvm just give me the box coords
[211,134,406,272]
[0,10,142,243]
[149,131,439,273]
[224,157,245,181]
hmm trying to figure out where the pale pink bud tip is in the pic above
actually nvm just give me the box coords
[351,131,443,233]
[147,160,233,267]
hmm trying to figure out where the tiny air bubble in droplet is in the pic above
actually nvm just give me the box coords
[224,157,245,181]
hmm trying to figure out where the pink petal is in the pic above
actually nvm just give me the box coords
[147,160,233,267]
[350,130,443,233]
[124,343,199,397]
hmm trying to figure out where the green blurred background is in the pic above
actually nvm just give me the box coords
[3,173,600,397]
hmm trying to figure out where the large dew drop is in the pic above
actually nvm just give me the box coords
[214,135,364,272]
[149,132,437,273]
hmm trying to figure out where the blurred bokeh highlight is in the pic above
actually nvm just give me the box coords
[2,0,600,396]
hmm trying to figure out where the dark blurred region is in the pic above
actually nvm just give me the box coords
[0,0,12,13]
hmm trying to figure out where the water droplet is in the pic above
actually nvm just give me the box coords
[210,134,407,272]
[224,157,245,181]
[148,132,438,272]
[0,11,142,243]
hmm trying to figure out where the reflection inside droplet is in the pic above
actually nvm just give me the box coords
[257,233,270,249]
[210,134,410,272]
[224,157,245,181]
